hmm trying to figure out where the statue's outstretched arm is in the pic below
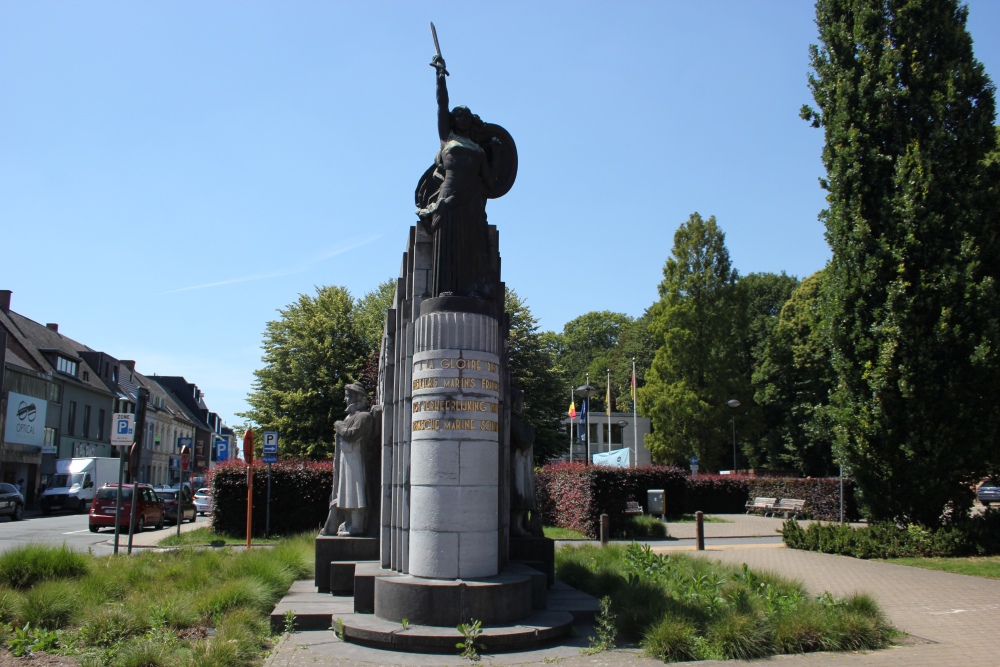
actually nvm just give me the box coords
[433,55,450,142]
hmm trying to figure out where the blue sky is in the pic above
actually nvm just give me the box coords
[3,1,999,432]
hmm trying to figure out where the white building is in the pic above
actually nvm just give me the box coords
[558,411,652,466]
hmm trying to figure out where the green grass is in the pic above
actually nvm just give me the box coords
[888,555,1000,579]
[0,532,315,666]
[556,543,896,662]
[157,526,281,547]
[544,525,589,539]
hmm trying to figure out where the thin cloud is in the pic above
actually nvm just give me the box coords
[157,236,381,295]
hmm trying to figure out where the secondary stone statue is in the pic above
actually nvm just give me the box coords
[416,24,517,300]
[510,388,541,538]
[322,383,377,537]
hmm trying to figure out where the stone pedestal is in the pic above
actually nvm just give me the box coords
[314,536,379,593]
[374,572,531,626]
[408,308,501,579]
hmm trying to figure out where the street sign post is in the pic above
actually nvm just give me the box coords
[111,413,134,447]
[261,432,279,536]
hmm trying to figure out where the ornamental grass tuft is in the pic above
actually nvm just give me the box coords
[557,543,894,662]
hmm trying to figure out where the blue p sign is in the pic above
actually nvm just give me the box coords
[216,438,229,462]
[116,419,130,435]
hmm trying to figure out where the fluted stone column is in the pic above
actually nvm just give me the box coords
[409,310,500,579]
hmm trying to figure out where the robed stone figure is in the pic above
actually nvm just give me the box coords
[322,383,378,537]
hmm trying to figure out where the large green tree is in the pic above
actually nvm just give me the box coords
[639,213,742,470]
[753,270,837,476]
[556,311,633,405]
[506,289,566,463]
[238,286,367,458]
[732,272,801,469]
[804,0,1000,524]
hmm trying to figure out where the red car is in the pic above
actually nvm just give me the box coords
[89,483,165,533]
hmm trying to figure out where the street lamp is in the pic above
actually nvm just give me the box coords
[726,399,741,472]
[575,380,597,466]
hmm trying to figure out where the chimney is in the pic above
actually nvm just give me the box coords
[121,360,136,371]
[46,323,59,333]
[0,290,10,313]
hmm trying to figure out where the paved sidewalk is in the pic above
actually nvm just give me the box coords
[663,512,866,540]
[262,517,1000,666]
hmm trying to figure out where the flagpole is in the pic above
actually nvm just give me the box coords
[606,368,612,453]
[585,372,591,465]
[632,357,638,469]
[568,386,574,462]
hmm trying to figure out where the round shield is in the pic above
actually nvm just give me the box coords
[478,123,518,199]
[414,164,442,212]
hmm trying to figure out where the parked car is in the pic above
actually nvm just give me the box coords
[89,483,164,532]
[0,483,25,521]
[193,487,213,516]
[977,479,1000,507]
[157,487,197,524]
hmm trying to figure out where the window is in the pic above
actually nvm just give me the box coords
[44,428,57,450]
[83,405,91,439]
[112,366,118,382]
[98,409,106,440]
[56,357,78,376]
[68,401,77,436]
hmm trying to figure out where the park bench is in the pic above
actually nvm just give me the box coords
[767,498,806,519]
[625,500,644,515]
[744,497,777,515]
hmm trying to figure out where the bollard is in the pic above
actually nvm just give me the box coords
[695,511,705,551]
[600,513,609,545]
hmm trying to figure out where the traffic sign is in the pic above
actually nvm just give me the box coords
[180,446,191,472]
[111,413,134,446]
[216,438,229,462]
[262,431,279,454]
[262,455,278,464]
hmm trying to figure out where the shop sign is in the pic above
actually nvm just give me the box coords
[4,391,47,447]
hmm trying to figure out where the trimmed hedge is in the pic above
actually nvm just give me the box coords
[537,463,861,536]
[747,477,860,522]
[685,474,751,514]
[783,510,1000,558]
[535,463,688,538]
[210,458,332,537]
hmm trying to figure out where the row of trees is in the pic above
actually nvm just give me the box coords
[240,0,999,527]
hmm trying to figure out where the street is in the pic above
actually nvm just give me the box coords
[0,508,203,556]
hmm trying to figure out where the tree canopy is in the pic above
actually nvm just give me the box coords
[505,289,567,463]
[804,0,1000,525]
[238,286,368,458]
[639,213,742,469]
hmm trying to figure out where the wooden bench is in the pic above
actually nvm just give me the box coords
[744,497,777,515]
[625,501,644,515]
[767,498,806,519]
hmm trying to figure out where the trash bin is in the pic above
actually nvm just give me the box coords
[648,489,664,518]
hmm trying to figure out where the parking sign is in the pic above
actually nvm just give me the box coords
[111,413,134,446]
[216,438,229,462]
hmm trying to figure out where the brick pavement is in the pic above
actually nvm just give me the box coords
[259,516,1000,666]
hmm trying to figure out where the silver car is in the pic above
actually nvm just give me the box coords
[193,487,213,516]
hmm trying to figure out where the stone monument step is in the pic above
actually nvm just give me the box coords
[339,609,574,653]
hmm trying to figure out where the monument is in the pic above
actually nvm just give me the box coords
[312,25,569,651]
